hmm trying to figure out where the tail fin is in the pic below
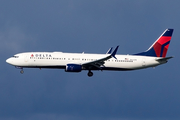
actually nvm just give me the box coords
[134,29,174,57]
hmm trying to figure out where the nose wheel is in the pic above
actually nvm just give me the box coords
[88,71,93,77]
[20,69,24,74]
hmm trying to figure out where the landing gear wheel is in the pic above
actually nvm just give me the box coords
[20,70,24,74]
[88,71,93,77]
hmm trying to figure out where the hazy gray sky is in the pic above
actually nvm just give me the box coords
[1,1,180,120]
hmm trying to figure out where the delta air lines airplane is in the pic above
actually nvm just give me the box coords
[6,29,174,77]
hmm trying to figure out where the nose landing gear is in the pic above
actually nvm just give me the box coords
[15,66,24,74]
[20,69,24,74]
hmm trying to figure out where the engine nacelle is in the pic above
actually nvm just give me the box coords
[65,64,82,72]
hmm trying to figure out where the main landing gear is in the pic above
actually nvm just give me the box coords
[88,70,93,77]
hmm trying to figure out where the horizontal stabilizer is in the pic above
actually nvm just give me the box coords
[156,56,173,62]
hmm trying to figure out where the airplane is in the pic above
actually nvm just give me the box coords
[6,29,174,77]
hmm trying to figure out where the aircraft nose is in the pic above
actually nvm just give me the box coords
[6,58,12,64]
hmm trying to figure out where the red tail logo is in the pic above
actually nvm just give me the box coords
[153,36,171,57]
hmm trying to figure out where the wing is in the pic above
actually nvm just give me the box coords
[82,46,119,70]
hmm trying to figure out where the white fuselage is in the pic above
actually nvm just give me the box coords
[6,52,165,71]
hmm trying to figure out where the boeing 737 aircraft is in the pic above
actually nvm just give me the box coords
[6,29,174,77]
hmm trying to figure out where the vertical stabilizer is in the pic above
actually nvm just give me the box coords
[134,29,174,57]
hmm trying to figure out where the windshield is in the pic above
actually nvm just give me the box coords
[13,56,19,58]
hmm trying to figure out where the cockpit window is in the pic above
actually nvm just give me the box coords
[13,56,19,58]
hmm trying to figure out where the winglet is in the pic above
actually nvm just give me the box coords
[111,46,119,59]
[106,47,113,54]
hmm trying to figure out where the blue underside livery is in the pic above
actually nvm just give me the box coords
[17,65,134,71]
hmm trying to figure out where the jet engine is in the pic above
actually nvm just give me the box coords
[65,64,82,72]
